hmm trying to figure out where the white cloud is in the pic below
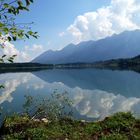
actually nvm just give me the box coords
[19,52,31,62]
[0,38,30,62]
[0,40,45,62]
[65,0,140,43]
[23,44,45,61]
[59,32,65,37]
[0,36,19,58]
[24,44,44,52]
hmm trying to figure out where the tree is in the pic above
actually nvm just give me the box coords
[0,0,38,88]
[0,0,38,63]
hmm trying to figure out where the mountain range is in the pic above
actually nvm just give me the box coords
[32,30,140,64]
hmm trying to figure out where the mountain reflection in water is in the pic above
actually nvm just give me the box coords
[0,68,140,122]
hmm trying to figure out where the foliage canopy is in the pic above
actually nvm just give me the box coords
[0,0,38,63]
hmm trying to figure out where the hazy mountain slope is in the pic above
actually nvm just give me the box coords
[32,30,140,64]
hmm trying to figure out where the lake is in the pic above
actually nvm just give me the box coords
[0,68,140,124]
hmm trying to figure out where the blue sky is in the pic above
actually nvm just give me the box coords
[4,0,140,61]
[13,0,110,60]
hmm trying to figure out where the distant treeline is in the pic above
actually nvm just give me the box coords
[0,63,54,73]
[92,55,140,72]
[54,55,140,73]
[54,63,95,69]
[0,55,140,73]
[0,63,53,68]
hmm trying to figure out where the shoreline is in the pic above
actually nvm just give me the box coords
[0,112,140,139]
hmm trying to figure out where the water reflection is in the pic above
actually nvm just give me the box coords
[0,73,31,105]
[0,68,140,121]
[71,88,140,119]
[33,69,140,97]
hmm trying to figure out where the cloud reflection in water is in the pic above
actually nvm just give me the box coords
[0,72,140,120]
[0,73,31,104]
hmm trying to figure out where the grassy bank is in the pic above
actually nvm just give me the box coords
[0,112,140,140]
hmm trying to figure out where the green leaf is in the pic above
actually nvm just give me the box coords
[0,85,5,89]
[7,36,12,41]
[12,36,17,41]
[22,7,29,11]
[4,15,7,19]
[0,58,4,63]
[25,34,29,39]
[33,35,38,39]
[3,27,9,34]
[27,31,33,35]
[2,55,6,58]
[3,3,9,8]
[17,1,23,7]
[30,0,34,3]
[12,55,17,57]
[1,45,4,49]
[8,9,11,13]
[8,59,13,63]
[0,22,5,27]
[25,0,30,6]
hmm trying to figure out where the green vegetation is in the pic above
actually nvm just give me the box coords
[0,63,54,73]
[1,93,140,139]
[54,55,140,73]
[0,0,38,63]
[22,92,73,122]
[0,0,38,88]
[0,112,140,140]
[92,55,140,72]
[1,54,140,74]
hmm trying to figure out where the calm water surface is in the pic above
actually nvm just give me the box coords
[0,68,140,123]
